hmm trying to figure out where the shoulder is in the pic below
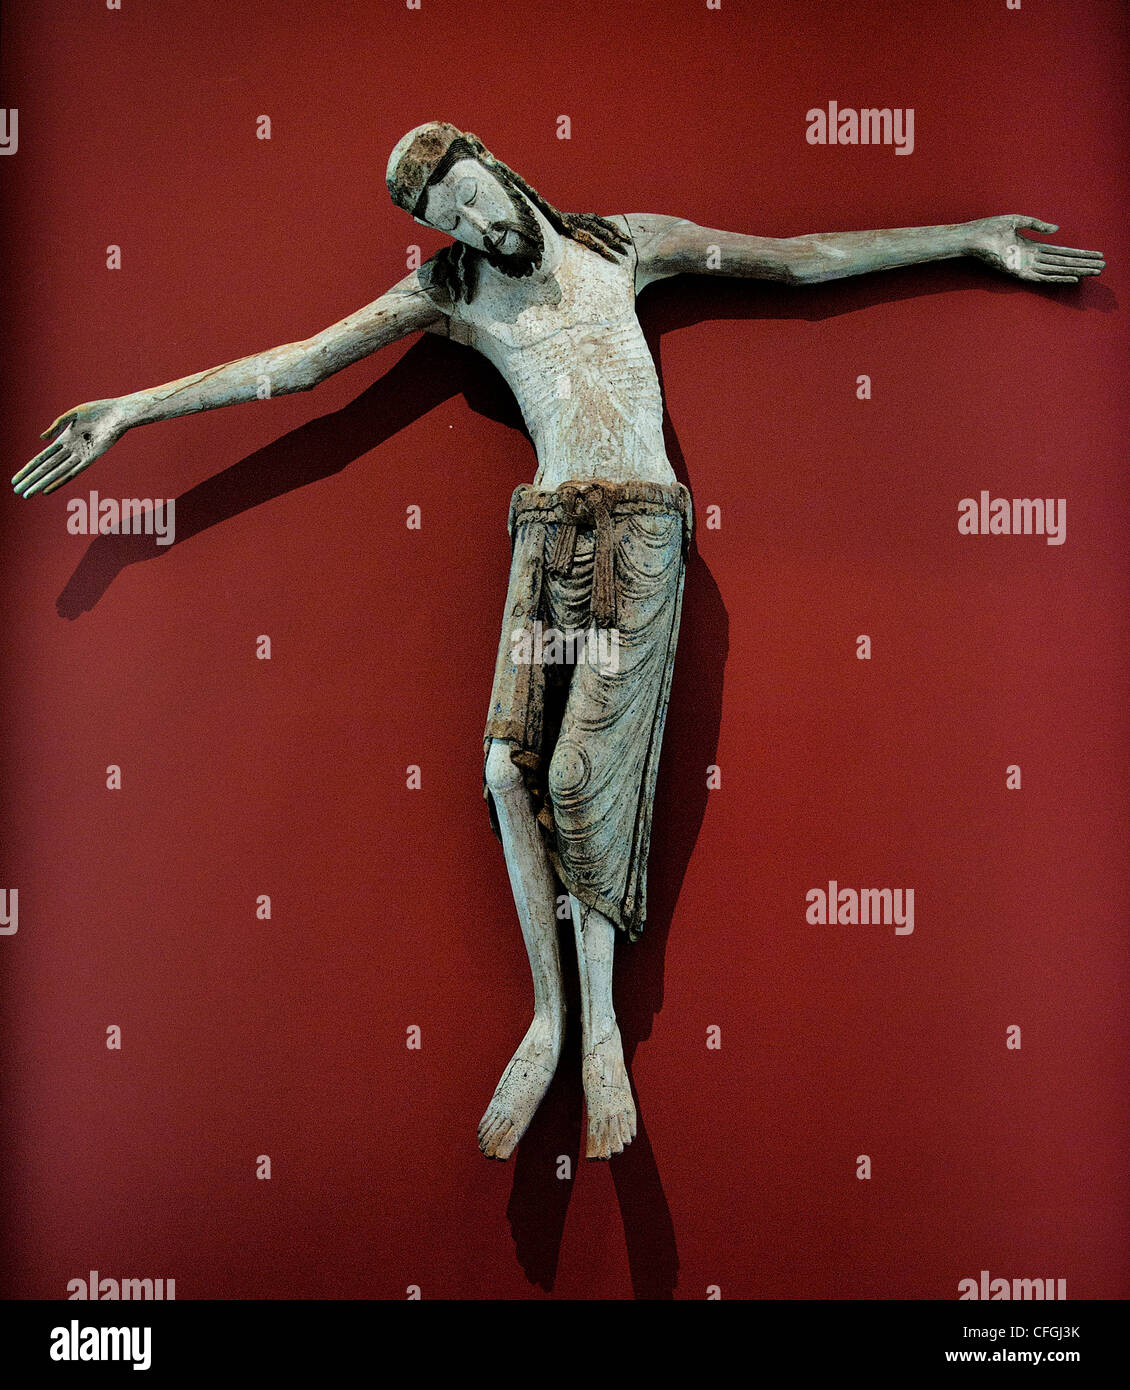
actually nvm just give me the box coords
[416,247,480,337]
[363,265,449,326]
[620,213,691,249]
[417,247,479,314]
[615,214,702,289]
[325,267,446,342]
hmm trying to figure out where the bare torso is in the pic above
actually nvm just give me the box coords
[433,219,676,491]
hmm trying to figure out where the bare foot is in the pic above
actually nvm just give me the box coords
[582,1017,636,1159]
[478,1015,562,1160]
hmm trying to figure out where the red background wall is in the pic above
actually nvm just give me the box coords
[1,0,1127,1299]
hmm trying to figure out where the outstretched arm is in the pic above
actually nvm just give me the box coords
[13,270,444,497]
[626,212,1104,291]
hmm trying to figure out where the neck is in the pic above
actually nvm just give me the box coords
[527,204,564,280]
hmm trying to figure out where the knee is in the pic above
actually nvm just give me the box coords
[485,740,524,797]
[547,737,591,807]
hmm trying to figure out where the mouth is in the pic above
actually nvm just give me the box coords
[484,224,522,256]
[484,229,516,256]
[481,207,544,278]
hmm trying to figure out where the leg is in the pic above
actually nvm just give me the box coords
[540,508,687,1157]
[570,895,637,1158]
[478,739,566,1159]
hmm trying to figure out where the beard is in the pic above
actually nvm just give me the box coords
[479,185,545,278]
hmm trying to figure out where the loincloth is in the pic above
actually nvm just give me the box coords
[483,478,692,941]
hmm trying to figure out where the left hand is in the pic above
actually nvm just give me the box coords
[967,215,1105,284]
[12,398,132,498]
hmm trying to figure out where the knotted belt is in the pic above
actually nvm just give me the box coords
[547,483,617,628]
[507,478,693,632]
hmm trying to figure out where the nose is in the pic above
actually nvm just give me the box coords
[461,205,490,236]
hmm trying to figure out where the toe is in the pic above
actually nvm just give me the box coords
[480,1115,507,1150]
[495,1125,520,1160]
[482,1119,512,1157]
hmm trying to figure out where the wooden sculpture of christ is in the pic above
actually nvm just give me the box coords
[12,121,1104,1160]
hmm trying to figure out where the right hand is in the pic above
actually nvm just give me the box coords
[965,214,1105,284]
[12,399,131,498]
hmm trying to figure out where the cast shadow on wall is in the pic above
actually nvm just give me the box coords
[54,265,1106,1299]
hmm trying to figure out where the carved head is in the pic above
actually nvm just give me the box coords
[386,121,631,301]
[387,122,544,278]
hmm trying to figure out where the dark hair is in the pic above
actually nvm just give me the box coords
[419,132,630,304]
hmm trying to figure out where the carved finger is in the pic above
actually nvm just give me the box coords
[23,450,78,495]
[1016,217,1057,234]
[1033,271,1080,284]
[40,411,76,442]
[16,451,72,495]
[12,439,65,485]
[43,460,89,495]
[1036,253,1103,269]
[1035,260,1101,278]
[1036,243,1103,258]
